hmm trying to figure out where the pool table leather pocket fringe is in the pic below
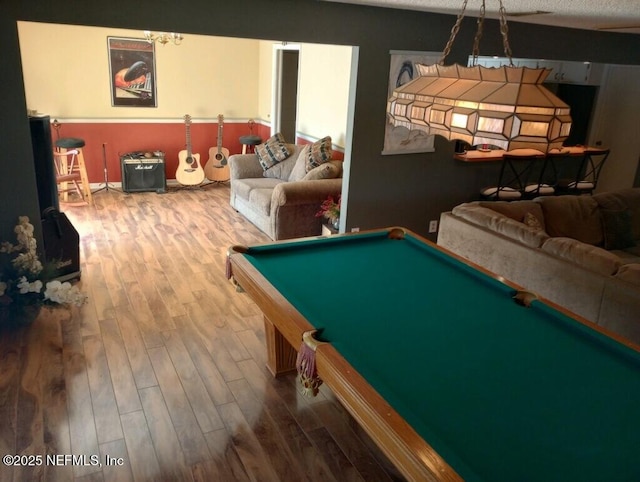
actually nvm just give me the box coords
[296,330,325,397]
[513,290,539,307]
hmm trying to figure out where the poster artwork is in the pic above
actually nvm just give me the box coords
[383,51,441,155]
[108,37,157,107]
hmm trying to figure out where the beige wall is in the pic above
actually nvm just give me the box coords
[18,22,352,148]
[257,40,275,124]
[18,22,260,120]
[297,43,352,148]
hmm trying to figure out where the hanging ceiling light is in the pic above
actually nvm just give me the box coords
[143,31,184,46]
[387,0,572,153]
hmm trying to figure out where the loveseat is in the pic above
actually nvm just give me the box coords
[229,135,343,240]
[438,188,640,345]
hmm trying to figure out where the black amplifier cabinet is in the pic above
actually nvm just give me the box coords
[42,208,81,282]
[121,151,166,193]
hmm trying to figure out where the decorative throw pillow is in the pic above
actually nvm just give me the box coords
[255,133,291,171]
[263,144,297,180]
[305,136,333,172]
[601,209,635,250]
[523,212,543,231]
[302,160,343,181]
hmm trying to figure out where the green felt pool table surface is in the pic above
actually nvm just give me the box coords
[238,228,640,481]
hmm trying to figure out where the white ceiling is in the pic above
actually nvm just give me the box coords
[321,0,640,34]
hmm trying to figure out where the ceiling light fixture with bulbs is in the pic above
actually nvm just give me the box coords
[387,0,572,153]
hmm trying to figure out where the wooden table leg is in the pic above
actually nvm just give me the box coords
[263,315,297,377]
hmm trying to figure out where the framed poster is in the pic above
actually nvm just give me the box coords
[383,50,441,155]
[108,37,157,107]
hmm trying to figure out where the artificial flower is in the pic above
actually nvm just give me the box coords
[0,216,87,326]
[316,195,341,223]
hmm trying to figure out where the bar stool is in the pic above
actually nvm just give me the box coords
[556,147,610,195]
[53,150,87,205]
[239,135,262,154]
[480,149,546,201]
[55,137,92,205]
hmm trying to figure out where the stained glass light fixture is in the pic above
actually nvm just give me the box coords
[387,0,572,153]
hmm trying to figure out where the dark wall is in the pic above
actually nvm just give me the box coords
[2,0,640,248]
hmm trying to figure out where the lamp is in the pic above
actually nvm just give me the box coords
[143,31,183,46]
[387,0,572,153]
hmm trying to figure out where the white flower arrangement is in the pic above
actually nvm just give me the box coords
[1,216,87,325]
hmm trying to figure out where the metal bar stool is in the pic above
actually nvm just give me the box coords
[55,137,92,205]
[556,147,610,195]
[480,150,546,201]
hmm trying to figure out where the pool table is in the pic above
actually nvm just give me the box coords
[227,227,640,482]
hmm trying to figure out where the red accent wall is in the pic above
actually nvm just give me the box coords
[54,121,266,183]
[54,121,342,183]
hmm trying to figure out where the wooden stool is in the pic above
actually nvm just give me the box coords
[55,137,92,205]
[53,150,86,205]
[239,135,262,154]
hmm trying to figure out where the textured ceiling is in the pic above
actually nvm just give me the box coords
[320,0,640,34]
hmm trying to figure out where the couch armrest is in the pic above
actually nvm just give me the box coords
[229,153,264,180]
[272,178,343,207]
[269,178,343,240]
[452,203,549,248]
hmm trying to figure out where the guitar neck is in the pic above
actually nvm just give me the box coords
[217,117,224,153]
[186,123,193,157]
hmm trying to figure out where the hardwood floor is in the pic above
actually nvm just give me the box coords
[0,185,402,482]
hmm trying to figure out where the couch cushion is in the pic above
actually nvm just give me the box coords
[288,145,309,182]
[248,188,275,216]
[610,244,640,265]
[541,237,621,276]
[263,144,297,180]
[594,188,640,240]
[302,160,343,181]
[233,177,284,201]
[536,195,603,246]
[478,201,545,232]
[255,133,291,170]
[601,209,636,250]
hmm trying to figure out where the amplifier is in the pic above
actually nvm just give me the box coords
[121,152,166,193]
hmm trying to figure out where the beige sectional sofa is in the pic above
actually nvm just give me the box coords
[438,188,640,345]
[229,143,343,240]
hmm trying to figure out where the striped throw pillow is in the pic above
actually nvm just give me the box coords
[255,133,291,170]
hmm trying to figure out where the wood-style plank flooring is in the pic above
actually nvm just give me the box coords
[0,185,402,482]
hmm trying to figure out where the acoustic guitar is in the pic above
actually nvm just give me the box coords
[176,114,205,186]
[204,114,231,182]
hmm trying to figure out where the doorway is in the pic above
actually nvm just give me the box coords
[272,44,299,143]
[588,64,640,192]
